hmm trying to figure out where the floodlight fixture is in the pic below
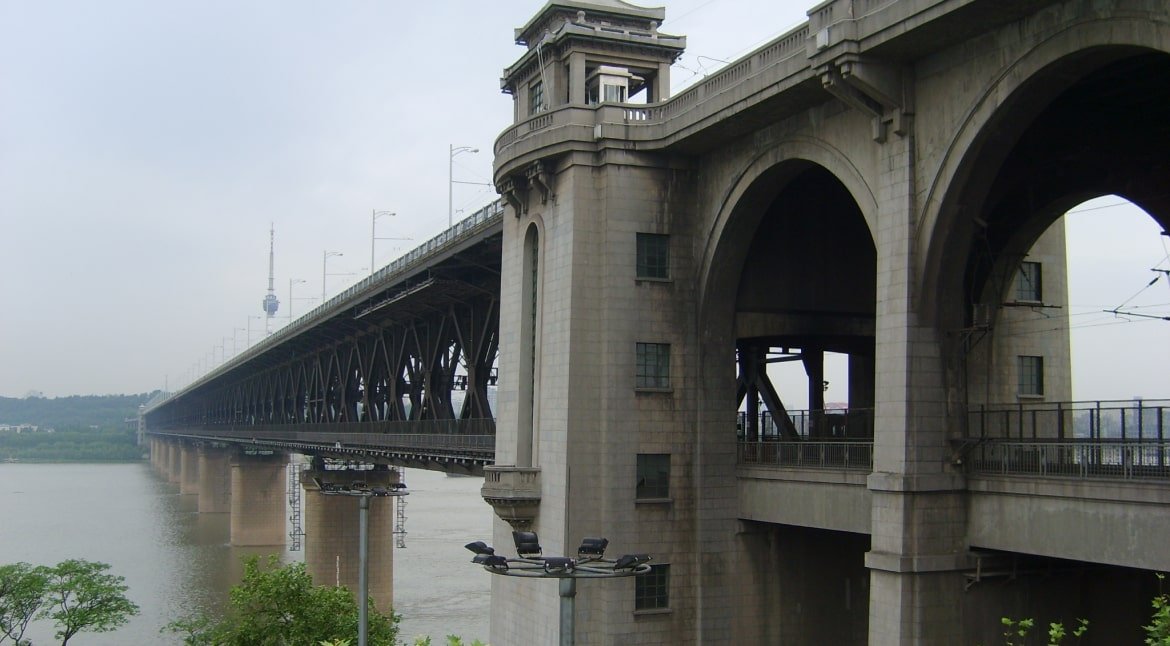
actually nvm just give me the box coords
[543,556,575,573]
[465,541,495,556]
[614,554,652,570]
[577,537,608,558]
[513,530,542,558]
[473,554,509,569]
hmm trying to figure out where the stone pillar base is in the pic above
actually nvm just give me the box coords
[197,446,232,513]
[301,466,398,614]
[230,451,287,546]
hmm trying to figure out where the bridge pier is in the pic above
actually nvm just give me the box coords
[300,465,397,614]
[230,451,287,546]
[166,440,181,484]
[149,437,162,474]
[179,444,199,495]
[197,445,232,513]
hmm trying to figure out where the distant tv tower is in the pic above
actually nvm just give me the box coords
[261,223,279,333]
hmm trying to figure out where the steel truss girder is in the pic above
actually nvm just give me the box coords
[151,293,500,431]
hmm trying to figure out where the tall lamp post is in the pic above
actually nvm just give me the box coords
[449,145,479,229]
[322,251,343,302]
[246,315,262,347]
[465,532,651,646]
[288,278,306,320]
[315,478,408,646]
[371,210,411,275]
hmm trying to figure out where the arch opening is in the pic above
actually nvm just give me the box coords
[929,50,1170,436]
[720,163,877,445]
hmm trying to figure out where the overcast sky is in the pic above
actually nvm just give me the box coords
[1,0,1166,402]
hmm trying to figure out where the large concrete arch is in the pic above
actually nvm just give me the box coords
[918,11,1170,330]
[697,136,880,330]
[688,138,879,645]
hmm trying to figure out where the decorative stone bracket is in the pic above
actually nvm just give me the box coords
[481,465,541,530]
[497,161,553,217]
[818,55,911,143]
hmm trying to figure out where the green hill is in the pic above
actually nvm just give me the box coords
[0,393,157,430]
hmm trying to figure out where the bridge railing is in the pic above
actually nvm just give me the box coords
[737,407,874,440]
[967,399,1169,440]
[738,440,873,471]
[969,439,1170,480]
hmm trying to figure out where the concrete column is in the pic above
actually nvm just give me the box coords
[568,51,586,104]
[179,444,199,495]
[197,446,232,513]
[230,452,287,546]
[301,467,397,614]
[867,128,968,645]
[167,441,181,484]
[654,61,671,101]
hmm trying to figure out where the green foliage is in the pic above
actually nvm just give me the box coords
[0,428,141,462]
[408,637,487,646]
[37,559,139,645]
[0,393,154,431]
[166,555,399,646]
[0,562,49,645]
[999,616,1087,646]
[1146,574,1170,645]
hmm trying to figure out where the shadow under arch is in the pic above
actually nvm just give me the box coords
[698,137,878,334]
[919,14,1170,333]
[694,139,879,447]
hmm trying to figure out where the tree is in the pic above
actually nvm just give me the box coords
[1146,575,1170,646]
[0,562,49,645]
[38,559,138,645]
[167,555,399,646]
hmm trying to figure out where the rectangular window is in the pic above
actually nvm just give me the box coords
[636,233,670,279]
[636,454,670,499]
[635,342,670,389]
[529,81,545,115]
[635,564,670,610]
[1018,355,1044,396]
[1015,261,1042,302]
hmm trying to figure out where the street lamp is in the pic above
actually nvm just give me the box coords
[289,278,306,320]
[315,478,409,646]
[465,531,651,646]
[449,144,479,229]
[246,315,263,347]
[371,210,410,276]
[322,251,343,302]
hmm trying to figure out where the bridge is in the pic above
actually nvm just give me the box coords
[145,0,1170,643]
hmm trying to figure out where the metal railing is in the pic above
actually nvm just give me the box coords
[737,407,874,440]
[968,399,1169,440]
[969,439,1170,480]
[738,440,873,471]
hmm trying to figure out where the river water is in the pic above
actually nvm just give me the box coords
[0,462,491,644]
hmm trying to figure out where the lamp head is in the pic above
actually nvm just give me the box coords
[473,554,508,569]
[543,556,574,573]
[512,531,542,558]
[465,541,495,556]
[614,554,651,570]
[577,537,609,558]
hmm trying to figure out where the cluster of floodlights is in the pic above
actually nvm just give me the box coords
[465,531,652,578]
[314,477,408,497]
